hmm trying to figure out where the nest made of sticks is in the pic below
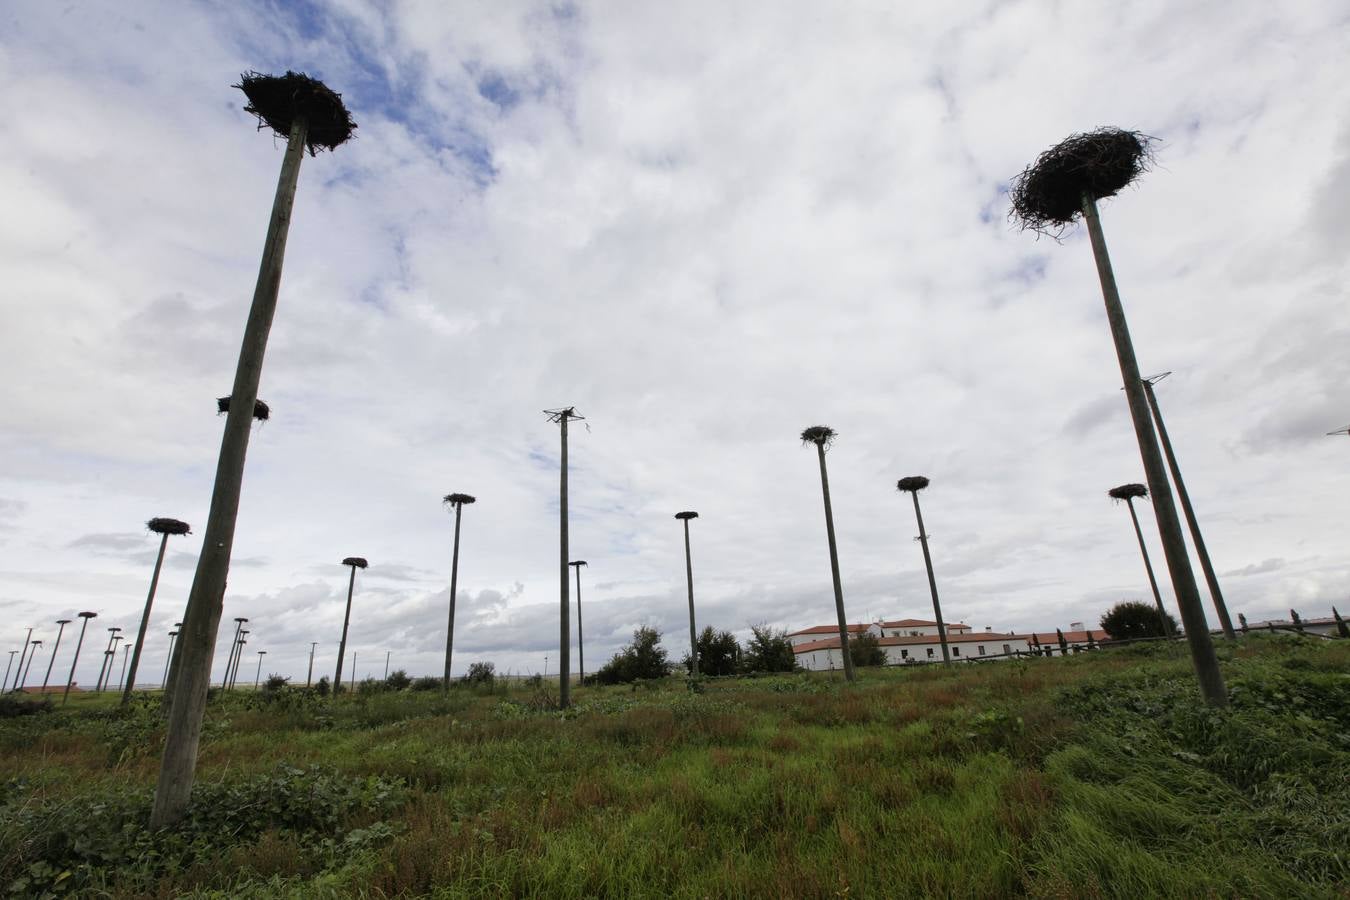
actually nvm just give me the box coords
[1108,483,1148,501]
[570,559,588,567]
[1009,128,1156,237]
[79,611,98,619]
[675,511,699,520]
[800,426,837,448]
[896,476,930,493]
[146,517,191,536]
[342,557,368,569]
[235,71,356,155]
[217,396,270,421]
[443,493,477,506]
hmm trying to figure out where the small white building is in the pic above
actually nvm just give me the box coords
[792,629,1031,670]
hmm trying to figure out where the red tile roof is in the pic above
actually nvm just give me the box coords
[787,623,871,637]
[1022,630,1108,644]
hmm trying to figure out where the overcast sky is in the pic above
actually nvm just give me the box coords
[2,1,1348,687]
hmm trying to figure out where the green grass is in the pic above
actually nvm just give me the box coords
[2,634,1347,898]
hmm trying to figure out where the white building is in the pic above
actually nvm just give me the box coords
[792,628,1031,670]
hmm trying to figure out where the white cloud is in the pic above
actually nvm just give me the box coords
[2,2,1348,686]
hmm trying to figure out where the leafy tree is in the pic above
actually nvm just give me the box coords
[848,632,887,667]
[593,626,672,685]
[463,661,495,686]
[740,625,799,674]
[262,674,290,694]
[385,669,411,691]
[1101,600,1179,641]
[410,675,441,692]
[313,676,331,697]
[682,627,740,676]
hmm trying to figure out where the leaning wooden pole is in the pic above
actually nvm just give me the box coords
[1082,196,1225,705]
[899,481,950,665]
[802,427,855,682]
[1142,378,1235,640]
[334,562,359,690]
[152,70,354,826]
[62,613,96,704]
[1124,495,1174,636]
[443,501,464,688]
[41,619,71,691]
[676,513,700,677]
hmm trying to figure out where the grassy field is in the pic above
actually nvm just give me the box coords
[1,633,1347,898]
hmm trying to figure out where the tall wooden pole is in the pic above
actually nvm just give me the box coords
[680,517,699,677]
[152,117,310,826]
[443,501,464,688]
[559,412,571,708]
[123,532,169,704]
[2,651,14,693]
[18,641,42,691]
[12,628,32,693]
[1124,497,1175,637]
[334,563,357,691]
[909,492,950,665]
[815,442,855,682]
[42,620,71,691]
[1143,379,1236,640]
[307,642,317,687]
[162,631,178,689]
[63,613,95,704]
[1082,194,1226,706]
[254,650,266,688]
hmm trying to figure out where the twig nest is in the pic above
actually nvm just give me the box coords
[79,611,98,619]
[675,511,699,520]
[342,557,368,569]
[217,396,270,421]
[570,560,588,567]
[443,493,477,506]
[896,476,930,493]
[146,517,191,536]
[1009,128,1155,236]
[1108,483,1148,501]
[800,425,837,448]
[236,71,356,155]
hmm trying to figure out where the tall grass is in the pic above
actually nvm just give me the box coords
[1,634,1345,897]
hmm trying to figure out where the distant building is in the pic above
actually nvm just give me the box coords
[789,618,1030,670]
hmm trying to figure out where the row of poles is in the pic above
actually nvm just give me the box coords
[132,73,1245,828]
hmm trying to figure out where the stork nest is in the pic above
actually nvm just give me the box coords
[79,611,98,619]
[1009,128,1155,237]
[217,396,270,421]
[1108,483,1148,501]
[800,426,837,448]
[342,557,368,569]
[570,560,588,567]
[896,476,930,493]
[146,517,191,536]
[443,493,477,506]
[235,71,356,155]
[675,511,699,520]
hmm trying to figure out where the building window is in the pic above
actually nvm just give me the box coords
[900,649,908,659]
[926,648,934,658]
[1003,644,1011,654]
[952,646,960,656]
[978,645,985,655]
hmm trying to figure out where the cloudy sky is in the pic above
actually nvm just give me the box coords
[2,1,1348,687]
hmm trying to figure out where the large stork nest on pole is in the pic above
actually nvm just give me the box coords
[675,511,699,520]
[235,71,356,155]
[800,426,837,449]
[342,557,368,569]
[443,493,477,506]
[1009,128,1155,237]
[217,396,270,421]
[896,476,930,493]
[1108,483,1149,502]
[146,517,191,536]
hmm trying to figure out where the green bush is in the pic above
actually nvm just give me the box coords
[592,627,672,685]
[385,669,412,691]
[740,625,798,673]
[410,675,442,692]
[463,662,495,686]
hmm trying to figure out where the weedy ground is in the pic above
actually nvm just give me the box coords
[1,634,1346,898]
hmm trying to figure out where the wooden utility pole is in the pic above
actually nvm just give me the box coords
[802,427,855,682]
[41,619,72,691]
[1110,485,1176,637]
[1082,195,1226,705]
[898,477,950,665]
[334,558,367,691]
[442,493,476,688]
[546,407,583,707]
[1142,376,1235,640]
[62,613,96,704]
[569,560,588,682]
[124,518,190,704]
[675,513,700,676]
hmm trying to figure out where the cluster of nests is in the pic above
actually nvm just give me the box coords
[1008,127,1156,238]
[235,71,356,155]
